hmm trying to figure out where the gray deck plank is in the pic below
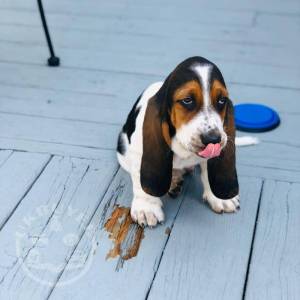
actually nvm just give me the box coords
[0,155,117,299]
[0,152,50,230]
[0,150,12,167]
[0,61,156,98]
[0,138,117,161]
[0,81,298,123]
[256,14,300,31]
[0,95,128,125]
[238,165,300,183]
[1,22,296,52]
[1,1,299,34]
[2,0,299,14]
[0,114,299,169]
[237,143,300,172]
[0,58,299,91]
[0,112,299,158]
[0,112,120,150]
[147,175,263,300]
[0,82,298,137]
[48,169,187,300]
[245,181,300,300]
[0,37,299,74]
[231,85,300,115]
[0,84,125,108]
[3,28,294,72]
[1,24,297,57]
[0,6,255,28]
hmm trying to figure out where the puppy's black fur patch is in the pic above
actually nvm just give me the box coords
[207,100,239,199]
[117,133,125,154]
[141,97,173,197]
[117,94,141,154]
[123,95,141,143]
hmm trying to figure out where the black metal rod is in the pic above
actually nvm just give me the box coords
[37,0,60,66]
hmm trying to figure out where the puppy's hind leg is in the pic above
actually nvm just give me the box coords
[168,168,186,198]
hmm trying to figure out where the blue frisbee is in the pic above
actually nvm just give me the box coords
[234,103,280,132]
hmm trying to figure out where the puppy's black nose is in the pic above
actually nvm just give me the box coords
[201,130,221,145]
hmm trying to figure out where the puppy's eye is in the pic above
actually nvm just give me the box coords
[179,97,195,110]
[217,97,227,110]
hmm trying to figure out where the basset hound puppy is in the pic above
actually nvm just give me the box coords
[117,56,249,227]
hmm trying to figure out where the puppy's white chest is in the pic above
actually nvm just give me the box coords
[173,153,202,170]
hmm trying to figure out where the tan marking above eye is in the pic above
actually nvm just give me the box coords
[210,80,228,103]
[173,80,203,104]
[171,80,203,129]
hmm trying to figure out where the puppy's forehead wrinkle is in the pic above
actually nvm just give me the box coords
[190,64,212,107]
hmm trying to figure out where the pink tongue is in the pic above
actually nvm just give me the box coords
[198,143,221,159]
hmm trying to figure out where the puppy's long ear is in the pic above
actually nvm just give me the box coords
[207,100,239,199]
[140,96,173,197]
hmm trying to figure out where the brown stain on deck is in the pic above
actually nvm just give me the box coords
[104,206,144,261]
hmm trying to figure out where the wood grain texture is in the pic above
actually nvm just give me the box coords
[0,138,117,161]
[238,164,300,182]
[0,61,156,96]
[0,58,299,92]
[0,38,298,79]
[0,152,50,229]
[0,155,117,299]
[0,94,129,124]
[2,37,298,77]
[0,81,298,127]
[237,142,300,172]
[245,181,300,300]
[238,165,300,183]
[1,22,296,53]
[49,169,188,300]
[0,112,120,149]
[0,1,298,48]
[1,24,297,61]
[147,175,263,300]
[1,0,299,14]
[0,6,255,28]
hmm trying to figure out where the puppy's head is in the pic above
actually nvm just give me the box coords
[157,56,233,159]
[141,57,236,197]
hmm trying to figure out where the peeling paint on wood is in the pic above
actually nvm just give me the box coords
[104,206,144,265]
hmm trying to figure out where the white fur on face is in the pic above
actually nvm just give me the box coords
[171,64,227,158]
[192,64,211,107]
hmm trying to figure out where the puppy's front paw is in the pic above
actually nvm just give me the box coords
[203,192,240,214]
[131,197,164,227]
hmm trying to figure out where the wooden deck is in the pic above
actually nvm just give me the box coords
[0,0,299,299]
